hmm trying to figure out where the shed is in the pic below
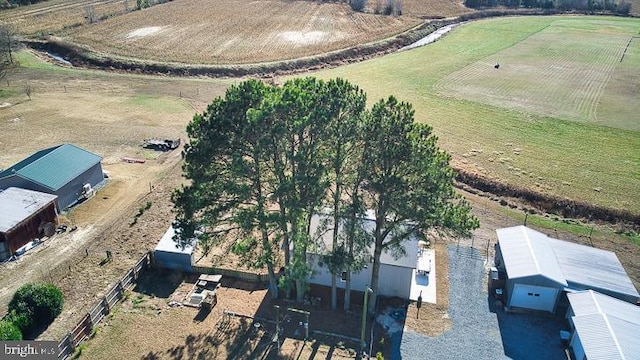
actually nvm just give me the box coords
[0,187,58,261]
[0,144,104,210]
[566,290,640,360]
[154,226,196,272]
[495,226,567,312]
[307,212,419,300]
[495,226,639,313]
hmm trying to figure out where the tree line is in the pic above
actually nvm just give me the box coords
[464,0,632,15]
[172,77,478,314]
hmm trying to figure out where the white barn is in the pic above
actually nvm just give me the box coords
[494,226,639,313]
[154,226,196,272]
[306,213,419,299]
[566,290,640,360]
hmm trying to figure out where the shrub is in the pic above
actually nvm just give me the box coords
[0,320,22,340]
[8,283,64,337]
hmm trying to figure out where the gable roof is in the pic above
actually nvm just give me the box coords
[568,290,640,360]
[497,226,639,302]
[309,212,419,269]
[0,144,102,191]
[496,226,567,286]
[0,187,58,232]
[550,238,639,300]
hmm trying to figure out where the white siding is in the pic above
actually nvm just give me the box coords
[570,331,586,360]
[510,284,558,312]
[376,264,413,298]
[308,255,413,298]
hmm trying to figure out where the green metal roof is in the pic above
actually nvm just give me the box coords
[0,144,102,191]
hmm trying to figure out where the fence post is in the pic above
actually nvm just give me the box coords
[103,296,110,314]
[66,332,75,354]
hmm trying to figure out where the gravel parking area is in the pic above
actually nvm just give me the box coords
[398,245,568,360]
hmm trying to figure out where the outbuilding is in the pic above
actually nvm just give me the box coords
[566,290,640,360]
[0,144,104,210]
[0,187,58,261]
[306,212,419,300]
[153,226,196,272]
[494,226,639,313]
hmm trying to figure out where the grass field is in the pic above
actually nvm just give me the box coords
[311,16,640,214]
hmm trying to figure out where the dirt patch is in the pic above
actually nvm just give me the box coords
[404,242,452,336]
[126,26,165,39]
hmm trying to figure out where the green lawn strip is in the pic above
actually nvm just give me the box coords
[499,205,640,247]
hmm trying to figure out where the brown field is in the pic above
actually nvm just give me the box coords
[65,0,420,64]
[0,0,474,65]
[0,0,129,36]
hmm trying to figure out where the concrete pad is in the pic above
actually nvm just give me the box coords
[409,249,436,304]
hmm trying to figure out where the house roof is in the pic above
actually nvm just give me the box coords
[309,213,419,269]
[497,226,639,301]
[0,187,58,233]
[568,290,640,360]
[0,144,102,191]
[154,226,195,255]
[496,226,567,286]
[550,238,639,300]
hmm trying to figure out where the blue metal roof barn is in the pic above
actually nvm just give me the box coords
[0,144,104,210]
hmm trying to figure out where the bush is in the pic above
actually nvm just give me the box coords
[0,320,22,340]
[8,283,64,337]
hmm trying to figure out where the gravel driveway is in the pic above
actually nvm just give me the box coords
[397,245,567,360]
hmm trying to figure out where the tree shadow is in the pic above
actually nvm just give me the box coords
[193,306,211,323]
[133,268,184,298]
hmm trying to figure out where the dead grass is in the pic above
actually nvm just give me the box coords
[66,0,420,65]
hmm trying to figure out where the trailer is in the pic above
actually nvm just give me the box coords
[143,138,181,151]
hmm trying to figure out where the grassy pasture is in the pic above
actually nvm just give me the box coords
[435,17,640,130]
[311,16,640,214]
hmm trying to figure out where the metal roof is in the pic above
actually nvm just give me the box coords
[496,226,567,286]
[568,290,640,322]
[569,291,640,360]
[154,226,195,255]
[551,238,640,300]
[0,144,102,191]
[309,213,419,269]
[0,187,58,232]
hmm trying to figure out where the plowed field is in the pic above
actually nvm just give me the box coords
[66,0,420,64]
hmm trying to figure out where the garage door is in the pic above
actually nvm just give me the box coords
[510,284,557,312]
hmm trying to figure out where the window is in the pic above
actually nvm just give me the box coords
[341,271,347,282]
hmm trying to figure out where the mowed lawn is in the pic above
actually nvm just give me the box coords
[311,16,640,214]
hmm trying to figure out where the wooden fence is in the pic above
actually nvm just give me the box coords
[57,252,152,359]
[191,265,269,283]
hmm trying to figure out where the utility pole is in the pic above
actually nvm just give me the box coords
[274,305,280,355]
[360,285,373,359]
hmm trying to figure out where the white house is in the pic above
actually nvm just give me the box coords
[306,212,419,299]
[566,290,640,360]
[494,226,639,313]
